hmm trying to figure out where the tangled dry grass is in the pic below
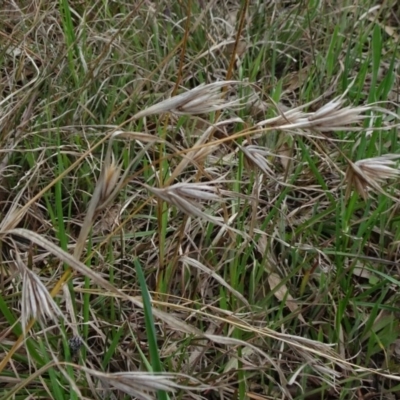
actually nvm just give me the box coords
[1,1,400,399]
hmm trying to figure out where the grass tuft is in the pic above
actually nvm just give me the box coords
[1,1,400,399]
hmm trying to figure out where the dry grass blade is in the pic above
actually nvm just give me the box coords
[345,154,400,200]
[13,252,62,333]
[218,311,350,370]
[0,52,39,109]
[267,272,306,323]
[0,172,41,232]
[132,81,249,119]
[204,334,290,389]
[295,348,342,383]
[180,256,250,306]
[0,204,26,233]
[257,97,372,132]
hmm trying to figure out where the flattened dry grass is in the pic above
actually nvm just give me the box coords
[1,1,400,399]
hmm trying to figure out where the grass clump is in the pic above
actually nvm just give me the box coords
[1,1,400,399]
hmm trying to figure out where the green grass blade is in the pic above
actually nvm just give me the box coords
[134,257,169,400]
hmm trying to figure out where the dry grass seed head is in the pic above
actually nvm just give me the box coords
[144,182,222,224]
[6,229,204,339]
[345,154,400,200]
[99,152,121,206]
[13,251,62,333]
[257,97,372,132]
[81,368,210,400]
[74,133,156,258]
[143,181,250,236]
[239,144,275,176]
[168,117,244,183]
[132,81,250,119]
